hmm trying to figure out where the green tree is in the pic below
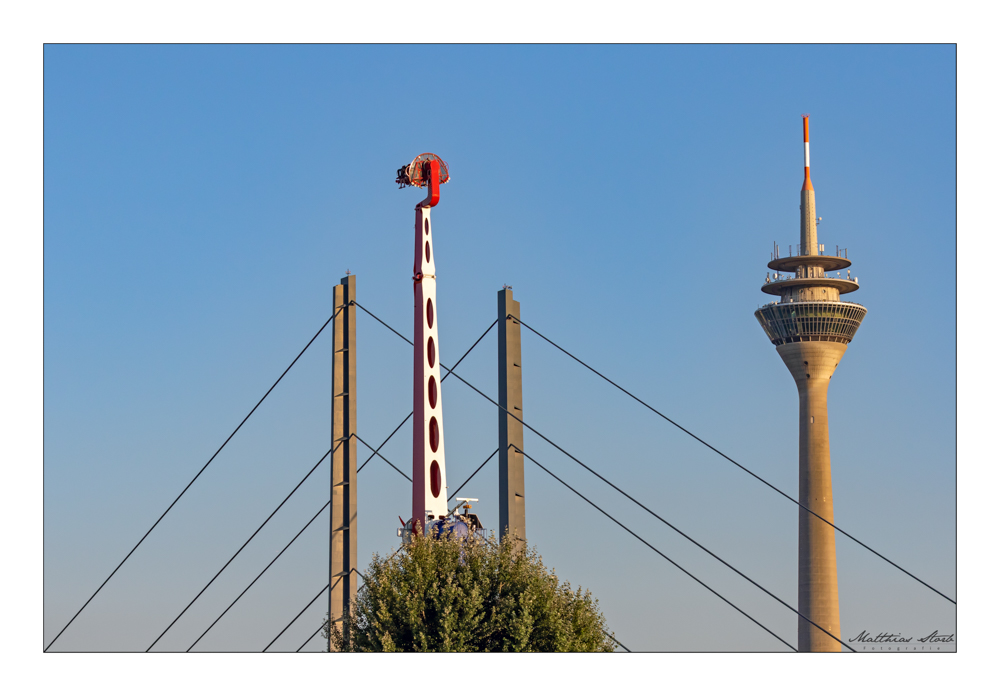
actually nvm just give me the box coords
[326,531,616,652]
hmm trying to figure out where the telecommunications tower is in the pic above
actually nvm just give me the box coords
[754,116,867,652]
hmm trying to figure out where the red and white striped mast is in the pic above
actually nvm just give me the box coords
[396,154,452,535]
[800,114,820,256]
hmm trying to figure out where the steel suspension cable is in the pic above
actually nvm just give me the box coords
[422,351,843,648]
[295,569,369,652]
[354,306,855,648]
[187,499,332,652]
[353,302,413,346]
[192,428,408,652]
[352,311,497,477]
[356,414,411,475]
[514,446,850,652]
[604,630,630,652]
[355,434,411,481]
[45,311,338,652]
[355,435,496,506]
[483,534,632,653]
[148,444,341,651]
[519,447,796,652]
[284,315,497,653]
[295,621,327,652]
[295,562,625,653]
[351,306,821,649]
[448,448,499,501]
[512,316,955,605]
[354,302,496,374]
[296,622,327,653]
[264,582,333,652]
[192,383,493,653]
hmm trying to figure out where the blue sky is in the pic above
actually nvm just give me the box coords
[41,44,955,653]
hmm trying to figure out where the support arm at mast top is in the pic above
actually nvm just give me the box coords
[417,159,441,209]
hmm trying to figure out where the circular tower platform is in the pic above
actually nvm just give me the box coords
[755,301,866,346]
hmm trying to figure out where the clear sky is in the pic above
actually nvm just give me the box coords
[42,44,955,654]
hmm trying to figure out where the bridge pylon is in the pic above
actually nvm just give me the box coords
[329,274,358,651]
[498,287,526,550]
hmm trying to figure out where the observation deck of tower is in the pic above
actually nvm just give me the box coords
[754,116,866,652]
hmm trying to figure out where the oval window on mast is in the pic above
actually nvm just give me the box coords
[428,376,438,409]
[429,417,440,452]
[430,461,441,498]
[427,337,436,368]
[426,298,434,328]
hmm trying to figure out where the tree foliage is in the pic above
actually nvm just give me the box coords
[326,531,616,652]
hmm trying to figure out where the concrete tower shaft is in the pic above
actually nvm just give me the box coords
[777,341,846,652]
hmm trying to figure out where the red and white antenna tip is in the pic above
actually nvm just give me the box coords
[801,115,813,190]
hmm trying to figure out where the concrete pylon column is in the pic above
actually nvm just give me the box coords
[777,340,846,652]
[329,275,357,651]
[498,288,525,549]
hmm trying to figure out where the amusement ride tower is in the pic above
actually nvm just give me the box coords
[395,153,482,539]
[754,116,867,652]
